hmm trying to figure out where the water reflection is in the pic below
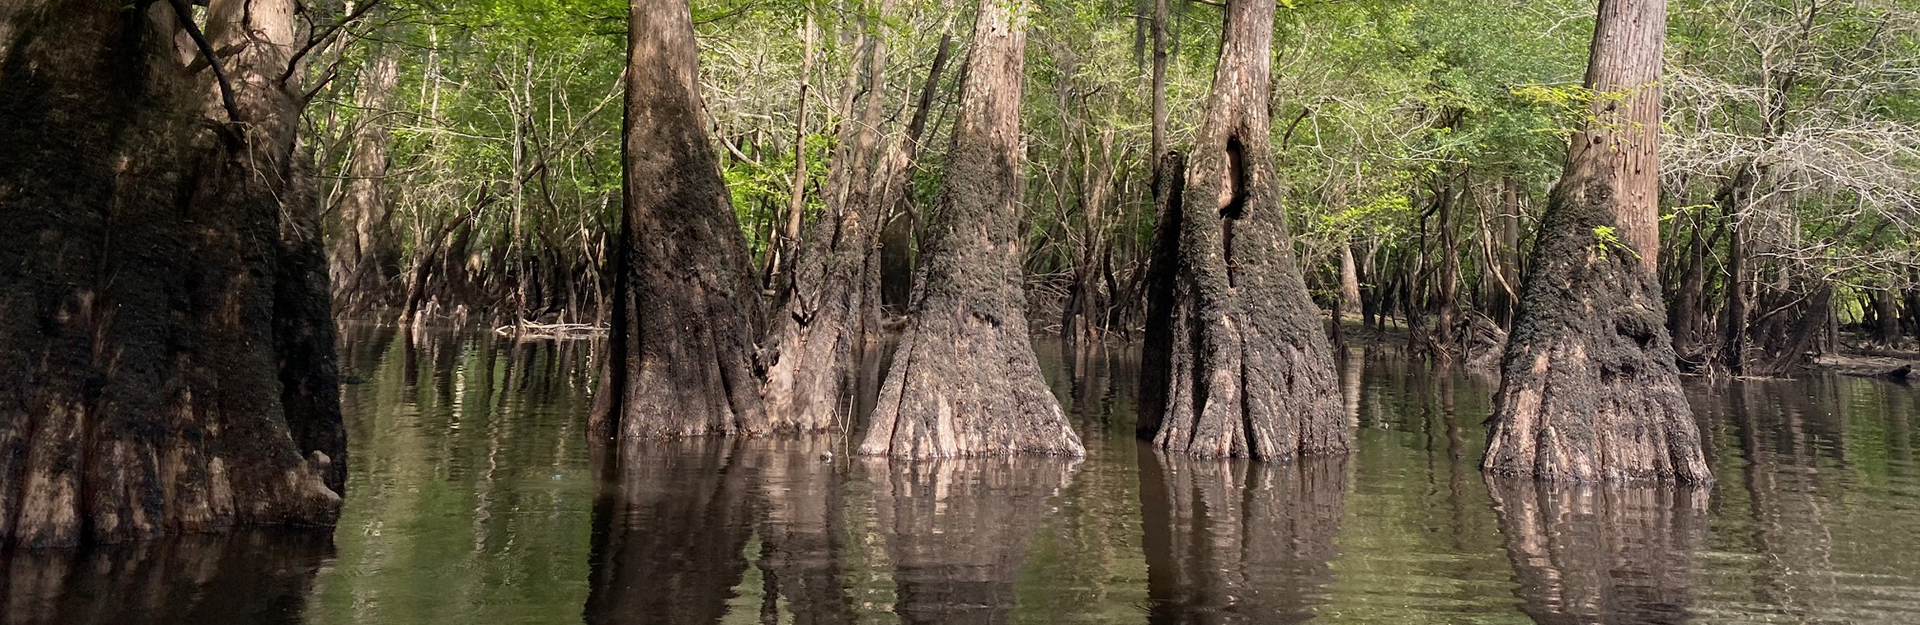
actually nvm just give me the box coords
[1489,478,1710,624]
[1141,453,1348,624]
[0,530,329,625]
[864,457,1079,624]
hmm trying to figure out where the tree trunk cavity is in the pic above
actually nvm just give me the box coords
[1482,0,1712,483]
[857,0,1084,458]
[0,0,345,547]
[759,0,896,433]
[1137,0,1349,461]
[592,0,768,441]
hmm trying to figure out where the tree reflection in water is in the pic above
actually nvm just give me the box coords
[0,530,329,625]
[1488,478,1709,625]
[864,457,1079,625]
[1140,452,1349,624]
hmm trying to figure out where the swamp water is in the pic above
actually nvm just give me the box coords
[3,325,1919,624]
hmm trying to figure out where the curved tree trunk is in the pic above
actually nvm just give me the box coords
[857,0,1083,458]
[1138,0,1348,461]
[760,0,894,433]
[0,0,344,547]
[591,0,768,441]
[1482,0,1712,483]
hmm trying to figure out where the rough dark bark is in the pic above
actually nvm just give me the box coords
[857,0,1083,458]
[1488,478,1709,624]
[1482,0,1712,483]
[760,0,894,433]
[1140,453,1347,624]
[0,0,344,548]
[864,457,1076,624]
[1137,0,1348,461]
[592,0,767,441]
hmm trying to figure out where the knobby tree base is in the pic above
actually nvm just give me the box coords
[1484,181,1713,483]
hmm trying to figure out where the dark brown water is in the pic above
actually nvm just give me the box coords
[3,326,1918,624]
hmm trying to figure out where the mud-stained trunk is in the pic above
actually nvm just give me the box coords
[1137,0,1347,461]
[878,34,955,315]
[0,531,331,624]
[760,0,895,433]
[1482,0,1711,483]
[0,0,344,547]
[857,0,1083,458]
[592,0,767,441]
[1487,479,1709,624]
[1140,453,1348,623]
[863,458,1077,624]
[584,440,758,625]
[330,39,401,315]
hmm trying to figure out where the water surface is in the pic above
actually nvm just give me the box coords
[3,327,1918,624]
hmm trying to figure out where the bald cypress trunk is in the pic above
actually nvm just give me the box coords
[0,0,343,547]
[591,0,768,441]
[760,0,895,433]
[857,0,1083,458]
[1138,0,1348,460]
[1482,0,1711,483]
[331,40,402,315]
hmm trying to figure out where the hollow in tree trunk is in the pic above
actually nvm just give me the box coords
[0,0,344,547]
[592,0,767,441]
[1137,0,1348,460]
[1482,0,1712,483]
[857,0,1083,458]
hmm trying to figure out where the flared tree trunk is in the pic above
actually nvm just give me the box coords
[592,0,768,441]
[760,0,894,432]
[1482,0,1712,483]
[0,0,344,547]
[1138,0,1348,460]
[857,0,1084,458]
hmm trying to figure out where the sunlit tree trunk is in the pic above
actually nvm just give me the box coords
[760,0,895,432]
[332,38,401,315]
[1138,0,1348,460]
[858,0,1084,458]
[0,0,344,547]
[592,0,767,440]
[1483,0,1712,483]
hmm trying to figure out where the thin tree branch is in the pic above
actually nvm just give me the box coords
[166,0,242,124]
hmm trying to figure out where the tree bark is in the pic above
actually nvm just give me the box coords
[1482,0,1712,483]
[592,0,768,441]
[857,0,1083,458]
[331,38,401,315]
[1138,0,1348,461]
[877,33,955,315]
[760,0,895,432]
[0,0,344,547]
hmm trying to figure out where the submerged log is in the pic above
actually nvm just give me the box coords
[1482,0,1712,483]
[858,0,1083,458]
[0,0,344,547]
[1137,0,1348,461]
